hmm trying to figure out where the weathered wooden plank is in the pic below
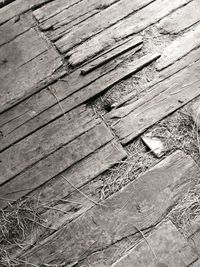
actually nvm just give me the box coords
[111,46,200,109]
[56,0,154,54]
[158,0,200,34]
[0,28,49,77]
[0,47,63,114]
[112,221,197,267]
[108,58,200,145]
[39,0,119,35]
[22,150,199,265]
[157,23,200,70]
[32,140,127,205]
[0,122,113,209]
[0,106,98,185]
[0,45,142,149]
[33,0,81,23]
[0,0,30,25]
[81,36,143,73]
[0,12,35,47]
[66,0,191,66]
[10,140,127,258]
[0,0,53,25]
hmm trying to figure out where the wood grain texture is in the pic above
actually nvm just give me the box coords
[0,47,63,114]
[38,0,119,38]
[0,0,51,25]
[112,221,197,267]
[157,0,200,34]
[22,150,199,266]
[108,58,200,145]
[33,0,81,23]
[0,12,35,47]
[55,0,154,53]
[66,0,191,66]
[0,122,113,209]
[0,28,49,77]
[157,23,200,70]
[0,45,143,150]
[80,36,143,73]
[111,46,200,110]
[0,106,98,185]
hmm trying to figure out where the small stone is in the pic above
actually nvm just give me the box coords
[142,133,164,158]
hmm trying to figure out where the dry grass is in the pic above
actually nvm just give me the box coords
[0,196,58,267]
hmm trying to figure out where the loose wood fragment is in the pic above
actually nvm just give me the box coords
[112,46,200,108]
[0,49,155,150]
[157,0,200,34]
[191,98,200,129]
[108,59,200,145]
[0,106,98,184]
[56,0,153,54]
[22,150,199,265]
[157,23,200,70]
[0,28,49,77]
[0,122,113,209]
[66,0,191,66]
[112,221,197,267]
[0,48,63,113]
[80,36,143,73]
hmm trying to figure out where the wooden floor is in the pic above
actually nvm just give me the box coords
[0,0,200,266]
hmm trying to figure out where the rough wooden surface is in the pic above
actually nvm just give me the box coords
[38,0,119,40]
[0,47,63,114]
[55,0,153,54]
[22,151,199,266]
[0,122,113,209]
[66,0,191,66]
[112,221,197,267]
[33,0,82,23]
[81,36,143,73]
[157,0,200,34]
[0,45,143,149]
[0,28,49,77]
[0,12,35,47]
[108,58,200,144]
[0,106,98,184]
[157,23,200,70]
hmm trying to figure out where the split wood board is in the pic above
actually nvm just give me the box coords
[157,0,200,34]
[80,36,143,73]
[0,106,98,185]
[107,58,200,145]
[157,22,200,70]
[0,47,63,114]
[22,150,199,265]
[37,0,119,41]
[33,0,83,23]
[112,221,198,267]
[55,0,153,53]
[0,122,114,209]
[112,46,200,109]
[65,0,191,66]
[0,28,49,77]
[0,45,146,151]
